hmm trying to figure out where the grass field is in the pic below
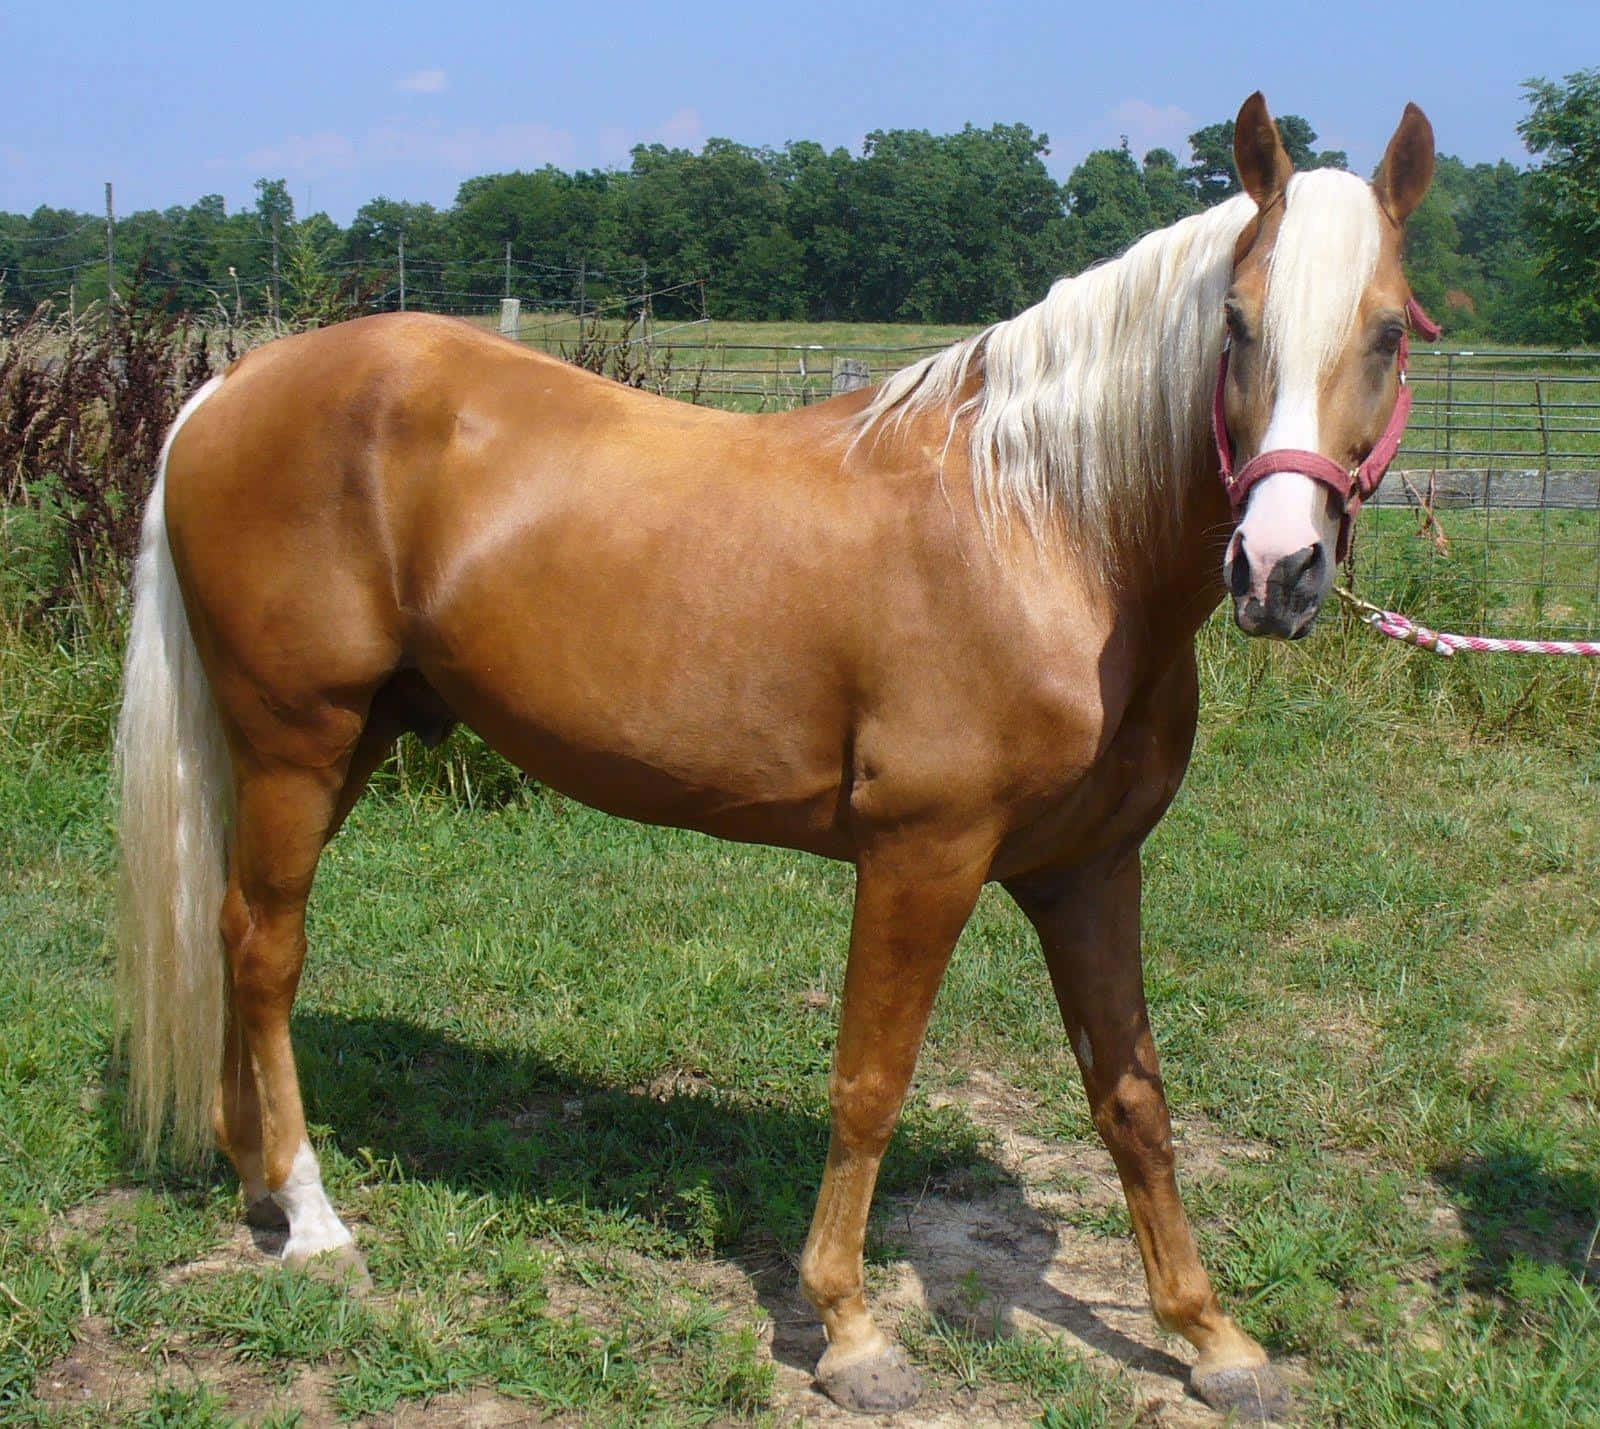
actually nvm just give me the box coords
[466,313,981,412]
[8,309,1600,1425]
[479,312,1600,454]
[1353,507,1600,640]
[6,480,1600,1427]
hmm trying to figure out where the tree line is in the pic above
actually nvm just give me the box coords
[3,71,1596,342]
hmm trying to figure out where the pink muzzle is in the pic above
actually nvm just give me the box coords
[1212,297,1440,562]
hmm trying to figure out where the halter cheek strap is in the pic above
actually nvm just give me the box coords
[1213,297,1440,562]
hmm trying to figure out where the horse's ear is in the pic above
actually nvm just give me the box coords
[1374,103,1435,224]
[1233,91,1293,207]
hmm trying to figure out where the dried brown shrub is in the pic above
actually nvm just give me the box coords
[0,276,224,614]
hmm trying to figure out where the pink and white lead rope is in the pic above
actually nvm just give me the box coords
[1335,587,1600,659]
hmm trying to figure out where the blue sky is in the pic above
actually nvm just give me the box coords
[4,0,1593,222]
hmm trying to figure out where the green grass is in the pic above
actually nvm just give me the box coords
[474,314,1600,442]
[472,313,981,410]
[8,497,1600,1421]
[1404,352,1600,468]
[1352,506,1600,639]
[473,310,980,355]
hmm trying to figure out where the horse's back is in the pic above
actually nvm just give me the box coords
[160,313,1114,852]
[160,315,876,838]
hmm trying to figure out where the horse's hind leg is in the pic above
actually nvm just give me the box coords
[216,676,435,1251]
[799,835,989,1413]
[216,714,395,1235]
[214,750,363,1272]
[1008,854,1291,1421]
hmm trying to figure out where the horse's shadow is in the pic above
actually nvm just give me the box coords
[276,1009,1189,1390]
[1432,1141,1600,1288]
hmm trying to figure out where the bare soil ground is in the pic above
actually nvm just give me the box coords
[36,1071,1295,1426]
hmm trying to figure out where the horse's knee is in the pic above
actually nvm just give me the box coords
[1091,1070,1174,1160]
[828,1069,904,1150]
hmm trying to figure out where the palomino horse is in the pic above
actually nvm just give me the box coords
[118,93,1434,1419]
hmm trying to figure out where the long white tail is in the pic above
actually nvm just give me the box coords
[116,375,232,1166]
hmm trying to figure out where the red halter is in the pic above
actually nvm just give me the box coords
[1212,297,1440,562]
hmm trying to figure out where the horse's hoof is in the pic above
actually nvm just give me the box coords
[1191,1362,1293,1422]
[285,1240,372,1293]
[816,1343,922,1414]
[244,1195,289,1230]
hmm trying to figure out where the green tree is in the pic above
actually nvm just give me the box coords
[173,196,232,315]
[342,197,450,306]
[11,206,104,309]
[282,213,346,326]
[784,141,859,320]
[1184,121,1239,206]
[452,167,625,309]
[1183,115,1346,206]
[622,138,794,318]
[1066,142,1151,266]
[1519,69,1600,342]
[1140,148,1199,228]
[1400,155,1537,340]
[252,178,294,234]
[787,124,1067,322]
[1275,115,1348,173]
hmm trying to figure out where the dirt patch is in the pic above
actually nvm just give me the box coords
[45,1187,146,1252]
[39,1071,1288,1425]
[35,1317,339,1426]
[595,1069,1288,1426]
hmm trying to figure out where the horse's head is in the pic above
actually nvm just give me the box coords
[1218,92,1435,638]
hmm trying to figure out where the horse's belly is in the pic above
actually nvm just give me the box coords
[415,608,853,855]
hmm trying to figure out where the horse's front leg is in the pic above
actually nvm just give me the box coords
[1008,853,1292,1422]
[800,835,990,1413]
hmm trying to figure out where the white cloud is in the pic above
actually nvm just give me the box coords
[203,106,708,187]
[598,108,706,160]
[1100,99,1196,161]
[396,69,448,95]
[650,107,703,150]
[369,121,578,170]
[221,130,360,173]
[206,121,579,178]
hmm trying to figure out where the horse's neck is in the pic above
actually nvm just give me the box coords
[1089,296,1233,644]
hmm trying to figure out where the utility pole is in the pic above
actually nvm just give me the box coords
[270,211,282,332]
[578,255,587,327]
[504,241,512,299]
[104,181,115,320]
[398,232,406,312]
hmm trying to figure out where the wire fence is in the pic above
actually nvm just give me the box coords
[508,326,1600,640]
[9,244,1598,638]
[1354,349,1600,639]
[513,319,946,408]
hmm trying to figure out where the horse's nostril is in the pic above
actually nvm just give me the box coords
[1288,542,1323,586]
[1228,543,1251,599]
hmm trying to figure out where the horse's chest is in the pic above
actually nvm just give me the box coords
[992,668,1197,880]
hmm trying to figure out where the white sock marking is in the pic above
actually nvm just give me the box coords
[272,1141,353,1260]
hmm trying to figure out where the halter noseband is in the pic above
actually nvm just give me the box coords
[1212,296,1440,562]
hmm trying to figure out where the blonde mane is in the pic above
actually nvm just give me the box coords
[856,171,1384,572]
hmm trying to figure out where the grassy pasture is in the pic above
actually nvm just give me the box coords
[486,312,1600,444]
[1354,507,1600,639]
[7,336,1600,1422]
[8,580,1600,1425]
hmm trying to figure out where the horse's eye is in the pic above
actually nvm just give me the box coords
[1376,324,1404,357]
[1224,301,1250,343]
